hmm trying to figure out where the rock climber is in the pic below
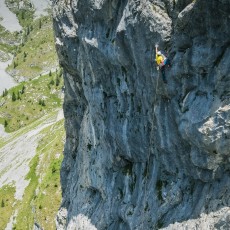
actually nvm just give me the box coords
[155,44,170,83]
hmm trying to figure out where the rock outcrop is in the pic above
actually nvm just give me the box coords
[53,0,230,229]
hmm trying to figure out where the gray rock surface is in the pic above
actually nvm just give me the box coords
[52,0,230,229]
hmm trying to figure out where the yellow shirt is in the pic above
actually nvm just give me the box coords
[156,55,164,66]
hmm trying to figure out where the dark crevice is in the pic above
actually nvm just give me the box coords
[214,41,230,66]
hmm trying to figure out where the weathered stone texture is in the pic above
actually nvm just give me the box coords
[53,0,230,229]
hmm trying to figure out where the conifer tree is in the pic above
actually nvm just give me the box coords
[12,92,16,101]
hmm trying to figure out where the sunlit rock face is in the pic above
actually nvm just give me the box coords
[53,0,230,229]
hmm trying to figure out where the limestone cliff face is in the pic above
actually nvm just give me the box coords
[53,0,230,229]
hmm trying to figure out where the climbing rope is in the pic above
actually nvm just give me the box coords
[140,42,160,227]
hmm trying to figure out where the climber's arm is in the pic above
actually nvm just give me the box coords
[155,44,158,55]
[155,44,158,60]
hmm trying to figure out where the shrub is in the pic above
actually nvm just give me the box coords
[21,85,26,94]
[52,166,56,174]
[4,120,8,128]
[13,61,18,69]
[12,92,16,101]
[2,89,8,97]
[56,77,60,86]
[23,51,27,58]
[39,99,46,106]
[39,19,42,29]
[1,199,5,207]
[17,92,21,100]
[49,79,55,85]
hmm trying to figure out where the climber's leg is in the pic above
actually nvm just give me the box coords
[161,66,167,83]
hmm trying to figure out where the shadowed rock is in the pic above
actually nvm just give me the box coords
[53,0,230,229]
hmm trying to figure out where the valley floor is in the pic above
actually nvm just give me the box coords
[0,109,64,229]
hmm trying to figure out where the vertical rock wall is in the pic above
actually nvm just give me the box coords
[53,0,230,229]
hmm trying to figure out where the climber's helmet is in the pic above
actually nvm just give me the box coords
[157,51,161,55]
